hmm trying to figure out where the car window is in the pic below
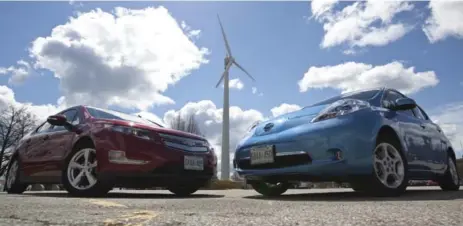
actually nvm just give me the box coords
[309,89,380,107]
[417,106,430,120]
[36,122,53,133]
[52,109,78,131]
[383,90,415,117]
[86,107,164,127]
[413,107,426,120]
[382,91,403,108]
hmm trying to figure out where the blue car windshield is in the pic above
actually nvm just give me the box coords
[309,89,380,107]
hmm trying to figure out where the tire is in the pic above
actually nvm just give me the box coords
[167,183,203,197]
[364,136,409,197]
[4,157,28,194]
[437,156,460,191]
[62,147,111,197]
[250,181,290,197]
[349,182,366,192]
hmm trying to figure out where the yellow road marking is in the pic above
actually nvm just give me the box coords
[103,211,158,226]
[87,199,128,208]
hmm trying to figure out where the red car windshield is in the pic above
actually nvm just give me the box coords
[86,107,165,128]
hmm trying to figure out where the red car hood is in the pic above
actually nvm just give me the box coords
[93,119,207,141]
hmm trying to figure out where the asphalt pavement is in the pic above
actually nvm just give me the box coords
[0,187,462,226]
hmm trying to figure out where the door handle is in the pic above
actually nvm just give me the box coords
[420,124,426,129]
[43,135,50,140]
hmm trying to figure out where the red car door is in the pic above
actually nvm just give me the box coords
[39,108,81,178]
[20,121,54,178]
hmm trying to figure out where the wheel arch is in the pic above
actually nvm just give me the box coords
[447,147,456,162]
[375,125,406,153]
[71,136,96,153]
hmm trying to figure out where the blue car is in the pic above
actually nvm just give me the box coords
[233,88,460,197]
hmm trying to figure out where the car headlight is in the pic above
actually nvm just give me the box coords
[104,124,154,141]
[243,121,260,137]
[311,99,370,123]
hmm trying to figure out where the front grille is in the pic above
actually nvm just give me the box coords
[159,133,209,152]
[237,154,311,170]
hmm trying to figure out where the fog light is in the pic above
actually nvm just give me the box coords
[109,150,126,161]
[108,150,149,165]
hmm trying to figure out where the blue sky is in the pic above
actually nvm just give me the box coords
[1,1,463,162]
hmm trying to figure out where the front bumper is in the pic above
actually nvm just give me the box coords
[92,130,217,187]
[234,113,380,181]
[99,164,215,188]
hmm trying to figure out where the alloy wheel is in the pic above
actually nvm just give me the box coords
[373,143,405,189]
[67,148,98,190]
[6,161,18,190]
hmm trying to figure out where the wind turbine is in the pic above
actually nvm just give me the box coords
[216,14,256,180]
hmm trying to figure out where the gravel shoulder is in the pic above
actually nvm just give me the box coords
[0,187,462,226]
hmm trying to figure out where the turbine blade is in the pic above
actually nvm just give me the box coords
[233,61,256,82]
[215,73,226,88]
[215,62,233,88]
[217,14,233,57]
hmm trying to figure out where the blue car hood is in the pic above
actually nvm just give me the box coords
[253,104,328,137]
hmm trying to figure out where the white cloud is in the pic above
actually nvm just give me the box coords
[228,78,244,90]
[270,103,302,117]
[310,0,414,53]
[180,20,201,39]
[423,0,463,43]
[0,86,64,121]
[298,61,439,95]
[251,86,263,96]
[430,102,463,158]
[28,6,209,111]
[163,100,264,177]
[0,60,33,85]
[311,0,338,19]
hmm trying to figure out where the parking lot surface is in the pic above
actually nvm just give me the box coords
[1,187,462,226]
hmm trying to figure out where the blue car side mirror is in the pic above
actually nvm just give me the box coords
[393,97,417,111]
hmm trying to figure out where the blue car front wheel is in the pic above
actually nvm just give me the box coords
[437,156,460,191]
[249,181,290,197]
[354,135,409,197]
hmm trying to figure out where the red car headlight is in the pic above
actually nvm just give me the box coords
[103,124,157,141]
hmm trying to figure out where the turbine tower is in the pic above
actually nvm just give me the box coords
[216,14,255,180]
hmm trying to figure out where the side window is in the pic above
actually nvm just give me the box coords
[412,107,425,120]
[414,106,430,120]
[382,91,415,117]
[36,122,53,133]
[382,91,402,108]
[52,109,78,131]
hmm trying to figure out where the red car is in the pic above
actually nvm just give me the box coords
[3,105,217,197]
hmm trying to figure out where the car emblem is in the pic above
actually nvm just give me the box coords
[263,123,274,132]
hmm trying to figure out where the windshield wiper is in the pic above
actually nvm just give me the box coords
[137,115,164,128]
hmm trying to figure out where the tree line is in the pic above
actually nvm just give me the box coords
[0,104,38,177]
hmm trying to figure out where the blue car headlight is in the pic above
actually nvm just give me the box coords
[245,121,260,136]
[311,99,370,123]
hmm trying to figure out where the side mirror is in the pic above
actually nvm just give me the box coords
[393,97,417,111]
[47,114,68,126]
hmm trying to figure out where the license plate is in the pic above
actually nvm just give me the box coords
[250,145,274,165]
[184,156,204,171]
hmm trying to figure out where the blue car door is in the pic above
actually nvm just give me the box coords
[382,90,431,173]
[413,106,447,172]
